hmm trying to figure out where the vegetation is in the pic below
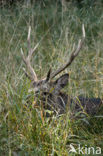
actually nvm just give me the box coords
[0,1,103,155]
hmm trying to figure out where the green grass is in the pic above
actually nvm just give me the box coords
[0,1,103,155]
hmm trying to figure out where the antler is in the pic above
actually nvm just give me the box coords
[21,26,39,82]
[50,24,85,79]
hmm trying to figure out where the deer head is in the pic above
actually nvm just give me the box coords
[21,25,85,115]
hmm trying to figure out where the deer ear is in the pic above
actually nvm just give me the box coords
[55,73,69,91]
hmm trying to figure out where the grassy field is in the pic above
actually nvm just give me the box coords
[0,1,103,155]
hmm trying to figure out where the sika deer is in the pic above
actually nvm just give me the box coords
[21,25,102,116]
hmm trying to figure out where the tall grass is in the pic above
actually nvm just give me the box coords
[0,1,103,155]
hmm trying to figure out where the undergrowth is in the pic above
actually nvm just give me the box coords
[0,1,103,155]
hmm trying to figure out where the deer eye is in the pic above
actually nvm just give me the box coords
[35,90,39,94]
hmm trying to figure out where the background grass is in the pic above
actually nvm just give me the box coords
[0,1,103,155]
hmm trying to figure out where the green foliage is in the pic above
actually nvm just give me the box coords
[0,1,103,155]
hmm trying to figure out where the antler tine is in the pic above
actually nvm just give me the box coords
[50,24,85,79]
[27,26,40,59]
[21,26,38,82]
[27,26,31,56]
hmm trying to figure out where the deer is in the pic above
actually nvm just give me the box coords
[21,25,102,117]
